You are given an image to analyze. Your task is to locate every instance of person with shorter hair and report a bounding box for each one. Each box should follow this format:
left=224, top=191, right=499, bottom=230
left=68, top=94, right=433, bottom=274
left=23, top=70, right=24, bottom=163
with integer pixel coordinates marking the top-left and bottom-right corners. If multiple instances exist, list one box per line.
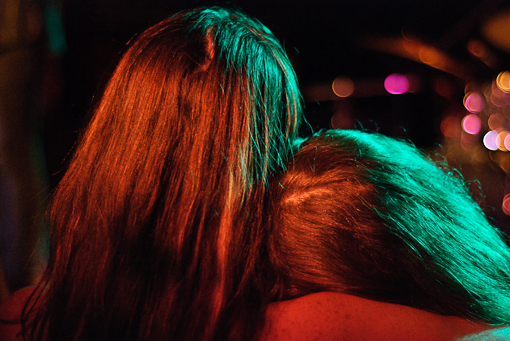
left=262, top=129, right=510, bottom=339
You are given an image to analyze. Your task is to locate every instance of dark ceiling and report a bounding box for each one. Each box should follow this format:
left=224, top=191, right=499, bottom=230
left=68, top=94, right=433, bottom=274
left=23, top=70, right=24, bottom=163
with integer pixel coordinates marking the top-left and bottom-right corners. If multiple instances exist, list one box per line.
left=60, top=0, right=510, bottom=136
left=63, top=0, right=510, bottom=80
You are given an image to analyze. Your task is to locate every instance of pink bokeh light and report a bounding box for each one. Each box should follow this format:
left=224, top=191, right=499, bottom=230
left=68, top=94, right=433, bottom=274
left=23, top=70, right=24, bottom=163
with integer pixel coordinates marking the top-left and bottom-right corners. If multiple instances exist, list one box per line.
left=463, top=92, right=484, bottom=113
left=461, top=114, right=481, bottom=135
left=384, top=74, right=409, bottom=95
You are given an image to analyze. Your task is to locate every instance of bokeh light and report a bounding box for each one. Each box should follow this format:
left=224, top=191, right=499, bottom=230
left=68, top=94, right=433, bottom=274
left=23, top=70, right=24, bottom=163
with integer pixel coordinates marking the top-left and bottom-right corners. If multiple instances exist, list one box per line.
left=483, top=84, right=493, bottom=102
left=332, top=77, right=354, bottom=97
left=490, top=84, right=508, bottom=107
left=418, top=46, right=445, bottom=70
left=467, top=39, right=486, bottom=58
left=463, top=92, right=484, bottom=113
left=440, top=116, right=461, bottom=138
left=488, top=113, right=505, bottom=131
left=502, top=194, right=510, bottom=216
left=504, top=134, right=510, bottom=150
left=496, top=71, right=510, bottom=93
left=500, top=130, right=510, bottom=151
left=483, top=130, right=501, bottom=150
left=384, top=74, right=409, bottom=94
left=461, top=114, right=481, bottom=135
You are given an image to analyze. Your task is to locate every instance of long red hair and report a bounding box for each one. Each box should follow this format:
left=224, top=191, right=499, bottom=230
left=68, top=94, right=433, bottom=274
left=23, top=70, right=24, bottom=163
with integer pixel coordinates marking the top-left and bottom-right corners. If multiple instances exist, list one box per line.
left=25, top=7, right=302, bottom=340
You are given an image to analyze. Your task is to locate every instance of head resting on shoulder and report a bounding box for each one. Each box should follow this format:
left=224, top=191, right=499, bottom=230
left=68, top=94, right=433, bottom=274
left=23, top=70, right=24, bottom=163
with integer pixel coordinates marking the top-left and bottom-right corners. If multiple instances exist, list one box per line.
left=267, top=129, right=510, bottom=324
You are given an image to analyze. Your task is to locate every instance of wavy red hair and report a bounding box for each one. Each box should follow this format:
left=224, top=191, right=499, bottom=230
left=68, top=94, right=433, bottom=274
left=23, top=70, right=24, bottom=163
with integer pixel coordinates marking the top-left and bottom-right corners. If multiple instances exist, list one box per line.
left=24, top=7, right=302, bottom=340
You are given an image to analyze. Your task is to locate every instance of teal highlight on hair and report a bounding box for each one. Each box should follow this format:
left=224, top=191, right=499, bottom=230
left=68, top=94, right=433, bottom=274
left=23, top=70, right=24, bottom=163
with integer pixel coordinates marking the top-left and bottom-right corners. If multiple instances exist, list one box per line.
left=323, top=129, right=510, bottom=324
left=182, top=7, right=303, bottom=186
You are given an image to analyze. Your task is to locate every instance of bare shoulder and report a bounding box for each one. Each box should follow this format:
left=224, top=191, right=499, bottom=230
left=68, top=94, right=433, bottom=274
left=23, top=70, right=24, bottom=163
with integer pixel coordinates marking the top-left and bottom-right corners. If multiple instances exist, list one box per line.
left=261, top=292, right=497, bottom=341
left=0, top=286, right=37, bottom=341
left=0, top=287, right=36, bottom=319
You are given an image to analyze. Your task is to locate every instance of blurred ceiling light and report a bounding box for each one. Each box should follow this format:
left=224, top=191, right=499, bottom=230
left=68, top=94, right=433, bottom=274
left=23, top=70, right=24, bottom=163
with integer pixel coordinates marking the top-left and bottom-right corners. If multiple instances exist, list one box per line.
left=500, top=130, right=510, bottom=151
left=467, top=39, right=487, bottom=58
left=332, top=77, right=354, bottom=97
left=358, top=35, right=468, bottom=79
left=483, top=130, right=500, bottom=150
left=505, top=134, right=510, bottom=151
left=463, top=92, right=484, bottom=113
left=419, top=46, right=446, bottom=70
left=496, top=71, right=510, bottom=93
left=490, top=84, right=509, bottom=107
left=482, top=7, right=510, bottom=55
left=488, top=113, right=505, bottom=131
left=462, top=114, right=481, bottom=135
left=303, top=78, right=388, bottom=102
left=467, top=39, right=497, bottom=68
left=503, top=194, right=510, bottom=216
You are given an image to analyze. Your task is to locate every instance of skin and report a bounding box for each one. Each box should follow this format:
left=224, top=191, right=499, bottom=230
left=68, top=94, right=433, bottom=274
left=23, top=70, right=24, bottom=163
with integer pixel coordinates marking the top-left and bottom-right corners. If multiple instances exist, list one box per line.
left=0, top=287, right=35, bottom=340
left=262, top=292, right=500, bottom=341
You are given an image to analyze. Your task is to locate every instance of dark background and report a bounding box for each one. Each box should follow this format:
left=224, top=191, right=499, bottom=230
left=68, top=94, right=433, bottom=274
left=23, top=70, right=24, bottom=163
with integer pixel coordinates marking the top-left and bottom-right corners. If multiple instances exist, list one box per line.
left=45, top=0, right=510, bottom=231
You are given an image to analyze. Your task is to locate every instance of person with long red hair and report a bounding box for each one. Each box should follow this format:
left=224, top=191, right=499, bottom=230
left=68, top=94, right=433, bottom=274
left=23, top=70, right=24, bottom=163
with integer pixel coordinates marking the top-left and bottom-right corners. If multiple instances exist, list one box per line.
left=0, top=7, right=302, bottom=340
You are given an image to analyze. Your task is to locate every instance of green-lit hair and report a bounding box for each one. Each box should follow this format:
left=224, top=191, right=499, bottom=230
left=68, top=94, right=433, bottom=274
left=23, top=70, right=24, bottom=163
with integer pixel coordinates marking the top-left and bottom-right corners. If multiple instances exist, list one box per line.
left=267, top=129, right=510, bottom=324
